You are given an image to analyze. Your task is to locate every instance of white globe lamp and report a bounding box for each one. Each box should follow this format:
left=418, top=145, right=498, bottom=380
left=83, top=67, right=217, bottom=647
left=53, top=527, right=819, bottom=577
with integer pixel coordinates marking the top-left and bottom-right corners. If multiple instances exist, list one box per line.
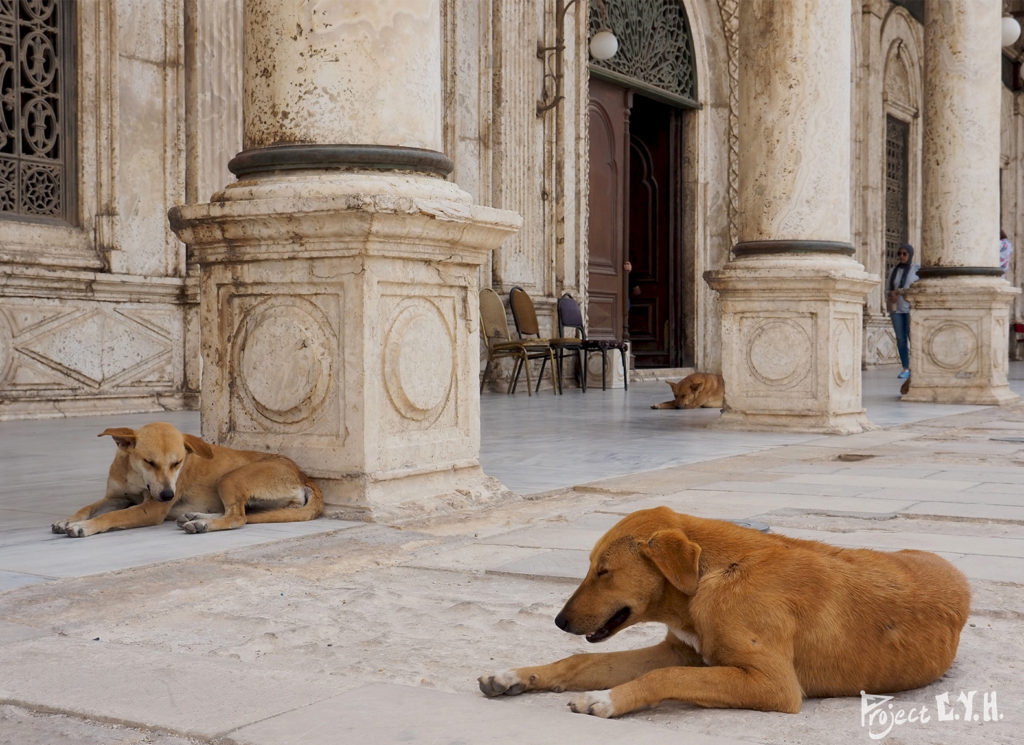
left=1002, top=16, right=1021, bottom=48
left=589, top=29, right=619, bottom=61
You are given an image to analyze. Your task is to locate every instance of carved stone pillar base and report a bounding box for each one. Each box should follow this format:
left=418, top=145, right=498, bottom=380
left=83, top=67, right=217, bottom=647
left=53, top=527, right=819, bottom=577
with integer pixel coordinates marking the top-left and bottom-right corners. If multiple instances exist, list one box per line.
left=169, top=171, right=521, bottom=522
left=705, top=252, right=876, bottom=434
left=902, top=277, right=1020, bottom=405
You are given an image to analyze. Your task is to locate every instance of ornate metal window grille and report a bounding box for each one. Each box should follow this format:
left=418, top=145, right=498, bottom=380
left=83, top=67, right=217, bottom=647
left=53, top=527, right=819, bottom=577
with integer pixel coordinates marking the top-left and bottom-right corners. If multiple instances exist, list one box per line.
left=588, top=0, right=698, bottom=108
left=0, top=0, right=75, bottom=222
left=884, top=115, right=909, bottom=281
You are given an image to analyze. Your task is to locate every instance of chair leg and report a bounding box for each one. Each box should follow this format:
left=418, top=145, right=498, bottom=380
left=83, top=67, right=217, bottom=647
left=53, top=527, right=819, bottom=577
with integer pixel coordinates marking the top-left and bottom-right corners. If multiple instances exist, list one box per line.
left=509, top=357, right=521, bottom=395
left=548, top=349, right=558, bottom=394
left=581, top=350, right=588, bottom=393
left=481, top=355, right=492, bottom=393
left=512, top=355, right=533, bottom=396
left=536, top=356, right=547, bottom=394
left=601, top=350, right=608, bottom=391
left=620, top=347, right=628, bottom=391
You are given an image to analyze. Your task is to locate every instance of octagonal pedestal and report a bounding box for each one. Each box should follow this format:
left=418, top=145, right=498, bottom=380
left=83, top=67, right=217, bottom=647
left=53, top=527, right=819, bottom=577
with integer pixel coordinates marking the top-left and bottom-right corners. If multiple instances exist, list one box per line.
left=170, top=172, right=521, bottom=521
left=902, top=277, right=1020, bottom=405
left=706, top=254, right=876, bottom=434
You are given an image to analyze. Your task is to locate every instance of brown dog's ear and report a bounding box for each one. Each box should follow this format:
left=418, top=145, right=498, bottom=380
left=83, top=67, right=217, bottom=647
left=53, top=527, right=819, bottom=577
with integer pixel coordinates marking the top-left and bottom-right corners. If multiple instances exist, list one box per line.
left=183, top=433, right=214, bottom=459
left=98, top=427, right=137, bottom=450
left=643, top=529, right=702, bottom=595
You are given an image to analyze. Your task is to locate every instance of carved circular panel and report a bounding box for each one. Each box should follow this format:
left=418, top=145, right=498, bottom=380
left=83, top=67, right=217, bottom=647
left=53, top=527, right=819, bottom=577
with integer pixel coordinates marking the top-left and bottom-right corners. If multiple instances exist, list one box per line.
left=234, top=297, right=335, bottom=425
left=832, top=321, right=855, bottom=386
left=925, top=321, right=976, bottom=371
left=747, top=319, right=811, bottom=388
left=383, top=300, right=454, bottom=422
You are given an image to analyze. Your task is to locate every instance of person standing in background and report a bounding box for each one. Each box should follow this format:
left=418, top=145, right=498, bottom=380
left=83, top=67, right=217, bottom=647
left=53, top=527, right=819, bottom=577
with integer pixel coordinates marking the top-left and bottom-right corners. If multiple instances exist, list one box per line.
left=887, top=243, right=919, bottom=380
left=1000, top=230, right=1014, bottom=278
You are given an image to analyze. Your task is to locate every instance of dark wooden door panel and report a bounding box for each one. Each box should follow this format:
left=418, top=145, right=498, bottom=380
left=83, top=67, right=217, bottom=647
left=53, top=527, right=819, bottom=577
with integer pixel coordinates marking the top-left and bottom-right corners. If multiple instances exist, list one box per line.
left=627, top=94, right=681, bottom=367
left=587, top=78, right=631, bottom=340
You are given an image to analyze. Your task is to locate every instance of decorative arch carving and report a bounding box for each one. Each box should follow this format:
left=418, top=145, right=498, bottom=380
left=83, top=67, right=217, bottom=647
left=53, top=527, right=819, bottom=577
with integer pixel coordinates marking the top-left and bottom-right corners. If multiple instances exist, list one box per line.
left=589, top=0, right=698, bottom=106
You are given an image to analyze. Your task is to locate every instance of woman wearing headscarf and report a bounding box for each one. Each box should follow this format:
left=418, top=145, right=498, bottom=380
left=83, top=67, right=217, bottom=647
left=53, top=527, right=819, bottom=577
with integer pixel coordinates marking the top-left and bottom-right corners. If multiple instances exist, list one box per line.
left=1000, top=230, right=1014, bottom=278
left=887, top=243, right=919, bottom=380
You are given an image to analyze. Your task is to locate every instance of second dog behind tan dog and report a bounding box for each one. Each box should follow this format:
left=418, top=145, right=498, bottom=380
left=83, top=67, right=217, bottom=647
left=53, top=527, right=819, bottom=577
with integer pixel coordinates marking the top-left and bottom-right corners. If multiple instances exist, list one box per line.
left=651, top=372, right=725, bottom=410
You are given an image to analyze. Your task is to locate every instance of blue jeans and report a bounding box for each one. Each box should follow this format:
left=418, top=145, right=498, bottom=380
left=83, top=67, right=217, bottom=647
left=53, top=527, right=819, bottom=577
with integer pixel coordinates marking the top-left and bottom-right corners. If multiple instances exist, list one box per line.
left=891, top=312, right=910, bottom=369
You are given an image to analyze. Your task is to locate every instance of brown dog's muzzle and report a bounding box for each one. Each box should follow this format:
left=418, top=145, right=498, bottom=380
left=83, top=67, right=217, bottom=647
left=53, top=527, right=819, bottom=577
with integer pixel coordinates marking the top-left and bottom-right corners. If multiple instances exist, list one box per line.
left=555, top=605, right=631, bottom=643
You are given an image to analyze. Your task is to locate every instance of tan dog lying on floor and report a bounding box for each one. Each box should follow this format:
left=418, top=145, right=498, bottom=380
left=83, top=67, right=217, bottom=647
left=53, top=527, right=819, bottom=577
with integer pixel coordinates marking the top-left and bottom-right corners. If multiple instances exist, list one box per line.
left=479, top=507, right=970, bottom=718
left=651, top=372, right=724, bottom=409
left=52, top=422, right=323, bottom=537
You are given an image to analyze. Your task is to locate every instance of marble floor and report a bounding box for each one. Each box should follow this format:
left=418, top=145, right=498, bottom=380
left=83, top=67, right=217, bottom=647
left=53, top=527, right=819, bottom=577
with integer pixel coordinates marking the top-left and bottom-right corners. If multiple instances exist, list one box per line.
left=1, top=364, right=1021, bottom=589
left=479, top=365, right=1016, bottom=493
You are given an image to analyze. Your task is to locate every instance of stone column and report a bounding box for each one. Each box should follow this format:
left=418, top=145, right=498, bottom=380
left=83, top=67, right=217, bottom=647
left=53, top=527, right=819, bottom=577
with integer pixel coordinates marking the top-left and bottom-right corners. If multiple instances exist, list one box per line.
left=902, top=1, right=1019, bottom=404
left=704, top=0, right=876, bottom=434
left=169, top=1, right=521, bottom=521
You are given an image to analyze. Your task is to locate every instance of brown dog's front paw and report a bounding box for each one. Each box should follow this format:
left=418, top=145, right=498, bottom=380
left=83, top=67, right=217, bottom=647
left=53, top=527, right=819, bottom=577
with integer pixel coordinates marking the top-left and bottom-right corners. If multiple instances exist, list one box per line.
left=175, top=512, right=200, bottom=528
left=568, top=691, right=616, bottom=718
left=180, top=519, right=208, bottom=534
left=478, top=670, right=526, bottom=697
left=63, top=522, right=90, bottom=538
left=51, top=521, right=69, bottom=534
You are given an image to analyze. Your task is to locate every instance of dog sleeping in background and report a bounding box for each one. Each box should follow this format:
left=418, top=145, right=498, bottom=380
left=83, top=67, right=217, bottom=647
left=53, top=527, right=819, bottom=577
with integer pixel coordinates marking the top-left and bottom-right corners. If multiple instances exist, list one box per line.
left=479, top=507, right=970, bottom=718
left=52, top=422, right=323, bottom=537
left=651, top=372, right=725, bottom=410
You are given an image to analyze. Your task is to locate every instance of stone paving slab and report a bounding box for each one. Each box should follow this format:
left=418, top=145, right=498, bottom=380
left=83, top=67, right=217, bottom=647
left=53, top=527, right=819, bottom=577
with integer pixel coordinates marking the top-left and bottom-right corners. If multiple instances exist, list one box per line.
left=488, top=547, right=589, bottom=581
left=630, top=491, right=915, bottom=518
left=230, top=682, right=753, bottom=745
left=485, top=523, right=614, bottom=551
left=949, top=554, right=1024, bottom=583
left=0, top=519, right=360, bottom=589
left=781, top=473, right=980, bottom=492
left=406, top=541, right=545, bottom=573
left=904, top=501, right=1024, bottom=521
left=0, top=636, right=353, bottom=740
left=774, top=527, right=1024, bottom=559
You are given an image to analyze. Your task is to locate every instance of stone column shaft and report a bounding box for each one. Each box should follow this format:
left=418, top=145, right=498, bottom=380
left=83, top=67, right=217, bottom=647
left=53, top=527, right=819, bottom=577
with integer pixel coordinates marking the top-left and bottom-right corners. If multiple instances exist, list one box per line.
left=921, top=1, right=999, bottom=268
left=244, top=0, right=441, bottom=150
left=738, top=0, right=850, bottom=243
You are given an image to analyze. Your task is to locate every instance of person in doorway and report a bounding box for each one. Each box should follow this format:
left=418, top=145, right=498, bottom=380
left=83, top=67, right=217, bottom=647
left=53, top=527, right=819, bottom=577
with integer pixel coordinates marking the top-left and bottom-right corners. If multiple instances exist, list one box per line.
left=1000, top=230, right=1014, bottom=278
left=887, top=243, right=919, bottom=380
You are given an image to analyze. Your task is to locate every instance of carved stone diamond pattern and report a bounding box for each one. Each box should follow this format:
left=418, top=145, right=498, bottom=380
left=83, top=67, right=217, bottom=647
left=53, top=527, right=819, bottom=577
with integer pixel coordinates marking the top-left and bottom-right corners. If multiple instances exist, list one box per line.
left=17, top=308, right=172, bottom=388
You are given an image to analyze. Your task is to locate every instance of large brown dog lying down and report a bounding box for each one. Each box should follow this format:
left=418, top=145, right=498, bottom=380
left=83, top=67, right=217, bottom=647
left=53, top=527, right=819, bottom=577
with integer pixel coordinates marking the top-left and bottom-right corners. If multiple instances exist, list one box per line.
left=479, top=507, right=970, bottom=718
left=651, top=372, right=724, bottom=409
left=52, top=422, right=323, bottom=537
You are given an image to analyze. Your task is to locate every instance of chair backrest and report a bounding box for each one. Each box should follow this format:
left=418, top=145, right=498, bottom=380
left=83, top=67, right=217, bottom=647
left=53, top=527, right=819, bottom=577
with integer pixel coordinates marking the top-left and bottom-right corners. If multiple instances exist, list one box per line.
left=479, top=288, right=512, bottom=345
left=509, top=286, right=543, bottom=339
left=557, top=293, right=585, bottom=340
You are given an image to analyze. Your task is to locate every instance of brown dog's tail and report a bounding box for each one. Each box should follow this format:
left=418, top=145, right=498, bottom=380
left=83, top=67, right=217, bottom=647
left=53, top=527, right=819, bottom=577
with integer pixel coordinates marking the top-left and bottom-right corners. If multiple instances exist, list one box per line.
left=301, top=477, right=325, bottom=519
left=244, top=474, right=325, bottom=524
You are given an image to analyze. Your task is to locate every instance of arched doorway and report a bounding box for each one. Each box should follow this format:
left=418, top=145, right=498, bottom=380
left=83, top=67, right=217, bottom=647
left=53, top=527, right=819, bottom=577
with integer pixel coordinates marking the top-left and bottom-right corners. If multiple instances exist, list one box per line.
left=586, top=0, right=698, bottom=369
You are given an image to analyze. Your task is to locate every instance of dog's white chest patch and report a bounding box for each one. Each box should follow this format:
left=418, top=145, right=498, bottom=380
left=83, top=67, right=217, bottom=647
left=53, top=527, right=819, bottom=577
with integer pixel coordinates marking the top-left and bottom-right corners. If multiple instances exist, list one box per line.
left=670, top=627, right=701, bottom=654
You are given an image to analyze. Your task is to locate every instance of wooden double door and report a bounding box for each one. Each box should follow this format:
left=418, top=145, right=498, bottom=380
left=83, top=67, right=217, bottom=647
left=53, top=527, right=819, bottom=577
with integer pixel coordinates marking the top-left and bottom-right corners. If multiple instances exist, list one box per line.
left=587, top=77, right=688, bottom=368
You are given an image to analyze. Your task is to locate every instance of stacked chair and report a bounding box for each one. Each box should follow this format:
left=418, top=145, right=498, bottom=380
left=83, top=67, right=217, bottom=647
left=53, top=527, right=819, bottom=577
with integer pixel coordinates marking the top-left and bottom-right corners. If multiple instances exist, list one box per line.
left=479, top=288, right=557, bottom=395
left=556, top=293, right=628, bottom=391
left=508, top=286, right=580, bottom=394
